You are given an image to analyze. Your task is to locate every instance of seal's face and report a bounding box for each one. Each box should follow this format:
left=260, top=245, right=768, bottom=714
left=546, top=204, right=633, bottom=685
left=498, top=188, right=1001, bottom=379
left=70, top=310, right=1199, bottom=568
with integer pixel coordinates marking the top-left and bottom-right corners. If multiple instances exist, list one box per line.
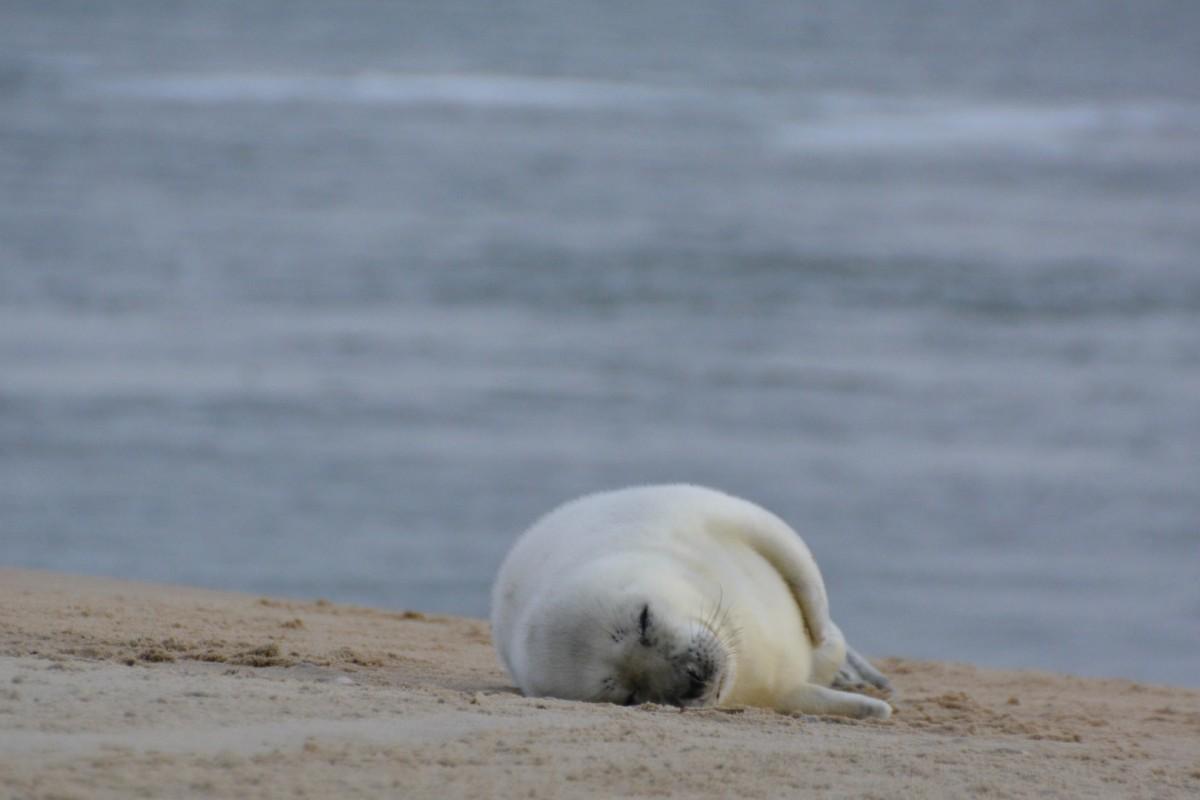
left=512, top=564, right=738, bottom=708
left=592, top=600, right=732, bottom=708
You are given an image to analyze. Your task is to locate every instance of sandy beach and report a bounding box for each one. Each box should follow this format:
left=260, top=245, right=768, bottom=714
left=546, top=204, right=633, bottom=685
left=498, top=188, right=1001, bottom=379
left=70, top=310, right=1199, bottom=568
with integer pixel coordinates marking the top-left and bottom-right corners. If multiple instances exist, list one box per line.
left=1, top=568, right=1197, bottom=799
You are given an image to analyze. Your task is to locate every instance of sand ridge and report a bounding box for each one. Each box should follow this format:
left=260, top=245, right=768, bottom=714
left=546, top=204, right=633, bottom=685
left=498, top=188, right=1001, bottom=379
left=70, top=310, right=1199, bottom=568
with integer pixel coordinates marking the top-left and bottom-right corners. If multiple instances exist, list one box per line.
left=1, top=568, right=1198, bottom=798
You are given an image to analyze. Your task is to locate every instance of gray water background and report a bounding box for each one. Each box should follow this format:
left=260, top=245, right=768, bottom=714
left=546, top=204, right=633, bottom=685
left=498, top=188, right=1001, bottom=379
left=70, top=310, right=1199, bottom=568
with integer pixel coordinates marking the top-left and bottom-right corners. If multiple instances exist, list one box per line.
left=2, top=1, right=1198, bottom=686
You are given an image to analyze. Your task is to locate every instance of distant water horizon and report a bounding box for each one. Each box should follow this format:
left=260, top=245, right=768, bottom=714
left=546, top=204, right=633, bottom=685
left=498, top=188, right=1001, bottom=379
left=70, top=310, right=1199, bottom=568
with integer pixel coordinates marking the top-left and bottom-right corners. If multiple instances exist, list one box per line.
left=2, top=1, right=1198, bottom=687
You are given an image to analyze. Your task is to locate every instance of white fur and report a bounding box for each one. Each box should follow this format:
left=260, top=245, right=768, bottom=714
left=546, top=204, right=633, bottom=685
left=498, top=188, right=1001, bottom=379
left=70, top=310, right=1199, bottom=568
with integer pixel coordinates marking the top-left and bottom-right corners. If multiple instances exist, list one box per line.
left=491, top=485, right=891, bottom=719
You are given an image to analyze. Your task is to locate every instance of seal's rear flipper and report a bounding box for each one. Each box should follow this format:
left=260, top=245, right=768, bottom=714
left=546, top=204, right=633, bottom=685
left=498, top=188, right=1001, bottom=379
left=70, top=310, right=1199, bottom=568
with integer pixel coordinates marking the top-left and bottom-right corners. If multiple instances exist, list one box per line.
left=833, top=645, right=892, bottom=695
left=779, top=683, right=892, bottom=719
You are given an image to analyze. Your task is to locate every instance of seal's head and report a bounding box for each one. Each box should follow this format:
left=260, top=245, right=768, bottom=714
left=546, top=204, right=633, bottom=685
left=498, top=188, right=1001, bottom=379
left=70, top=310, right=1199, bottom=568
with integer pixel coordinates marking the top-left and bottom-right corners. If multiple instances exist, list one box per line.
left=513, top=563, right=737, bottom=708
left=590, top=597, right=734, bottom=707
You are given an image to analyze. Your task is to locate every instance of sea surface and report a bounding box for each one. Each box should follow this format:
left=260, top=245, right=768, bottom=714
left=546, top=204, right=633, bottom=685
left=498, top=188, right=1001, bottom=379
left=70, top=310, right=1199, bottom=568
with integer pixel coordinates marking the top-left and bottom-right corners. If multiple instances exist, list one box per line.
left=2, top=1, right=1198, bottom=686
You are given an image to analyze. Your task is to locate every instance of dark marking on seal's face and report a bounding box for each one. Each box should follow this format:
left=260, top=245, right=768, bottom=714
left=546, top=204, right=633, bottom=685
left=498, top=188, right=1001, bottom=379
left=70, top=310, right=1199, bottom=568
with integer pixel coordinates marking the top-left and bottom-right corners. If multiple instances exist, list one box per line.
left=638, top=604, right=652, bottom=646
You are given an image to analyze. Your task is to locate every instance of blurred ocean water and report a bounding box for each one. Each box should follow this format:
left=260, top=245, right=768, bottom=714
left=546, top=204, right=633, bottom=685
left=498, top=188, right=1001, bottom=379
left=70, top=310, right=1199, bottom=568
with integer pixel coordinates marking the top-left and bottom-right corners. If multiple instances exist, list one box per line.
left=1, top=1, right=1198, bottom=685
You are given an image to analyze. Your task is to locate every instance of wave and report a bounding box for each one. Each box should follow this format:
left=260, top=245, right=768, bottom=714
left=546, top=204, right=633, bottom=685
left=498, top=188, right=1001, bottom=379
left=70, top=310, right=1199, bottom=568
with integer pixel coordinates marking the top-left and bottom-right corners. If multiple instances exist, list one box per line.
left=79, top=70, right=1200, bottom=161
left=90, top=71, right=708, bottom=112
left=773, top=96, right=1200, bottom=158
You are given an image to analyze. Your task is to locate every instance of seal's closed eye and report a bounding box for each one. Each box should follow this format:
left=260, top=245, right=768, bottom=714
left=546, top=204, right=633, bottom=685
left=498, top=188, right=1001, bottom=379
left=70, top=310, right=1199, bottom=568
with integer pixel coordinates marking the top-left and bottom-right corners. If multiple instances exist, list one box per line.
left=638, top=604, right=651, bottom=646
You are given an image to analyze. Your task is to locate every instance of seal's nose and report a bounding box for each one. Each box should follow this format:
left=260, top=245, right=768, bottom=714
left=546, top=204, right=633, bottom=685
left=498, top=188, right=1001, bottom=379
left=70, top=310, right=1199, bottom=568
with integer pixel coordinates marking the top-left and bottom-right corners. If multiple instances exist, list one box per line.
left=680, top=666, right=708, bottom=701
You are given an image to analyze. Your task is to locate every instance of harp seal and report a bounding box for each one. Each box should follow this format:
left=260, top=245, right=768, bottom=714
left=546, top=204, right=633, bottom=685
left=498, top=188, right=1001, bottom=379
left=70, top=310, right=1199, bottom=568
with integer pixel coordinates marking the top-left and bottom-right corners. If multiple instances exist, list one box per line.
left=491, top=485, right=891, bottom=719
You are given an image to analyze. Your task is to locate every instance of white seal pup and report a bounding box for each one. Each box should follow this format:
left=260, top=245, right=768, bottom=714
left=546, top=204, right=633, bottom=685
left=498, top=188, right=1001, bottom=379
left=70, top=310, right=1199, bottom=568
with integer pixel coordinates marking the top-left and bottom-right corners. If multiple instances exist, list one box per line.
left=491, top=484, right=892, bottom=719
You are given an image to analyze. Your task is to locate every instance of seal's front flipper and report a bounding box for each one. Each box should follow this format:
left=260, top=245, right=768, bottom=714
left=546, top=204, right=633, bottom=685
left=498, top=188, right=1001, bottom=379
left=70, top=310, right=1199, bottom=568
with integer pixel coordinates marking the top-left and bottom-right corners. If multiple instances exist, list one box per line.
left=713, top=503, right=831, bottom=647
left=832, top=645, right=892, bottom=694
